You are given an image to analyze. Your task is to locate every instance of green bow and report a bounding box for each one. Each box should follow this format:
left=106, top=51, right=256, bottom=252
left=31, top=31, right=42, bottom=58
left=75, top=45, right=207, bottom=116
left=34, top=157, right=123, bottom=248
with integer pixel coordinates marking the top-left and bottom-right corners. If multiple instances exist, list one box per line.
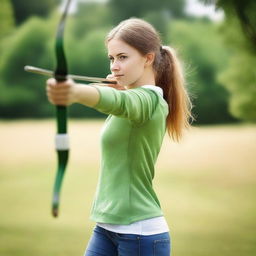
left=52, top=0, right=72, bottom=217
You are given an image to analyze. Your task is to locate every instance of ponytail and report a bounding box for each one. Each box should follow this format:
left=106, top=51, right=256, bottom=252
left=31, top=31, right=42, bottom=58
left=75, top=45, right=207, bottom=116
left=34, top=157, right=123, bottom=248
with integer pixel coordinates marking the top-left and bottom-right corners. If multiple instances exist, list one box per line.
left=156, top=46, right=193, bottom=142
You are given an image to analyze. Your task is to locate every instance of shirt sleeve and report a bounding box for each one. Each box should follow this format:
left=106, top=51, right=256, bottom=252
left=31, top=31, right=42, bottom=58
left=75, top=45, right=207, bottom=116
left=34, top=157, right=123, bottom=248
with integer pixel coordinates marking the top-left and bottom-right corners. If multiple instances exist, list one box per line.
left=92, top=86, right=159, bottom=124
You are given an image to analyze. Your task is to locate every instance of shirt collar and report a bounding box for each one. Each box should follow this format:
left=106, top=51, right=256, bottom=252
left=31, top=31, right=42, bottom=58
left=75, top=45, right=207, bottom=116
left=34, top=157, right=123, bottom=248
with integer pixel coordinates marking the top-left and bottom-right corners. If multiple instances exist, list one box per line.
left=141, top=85, right=163, bottom=97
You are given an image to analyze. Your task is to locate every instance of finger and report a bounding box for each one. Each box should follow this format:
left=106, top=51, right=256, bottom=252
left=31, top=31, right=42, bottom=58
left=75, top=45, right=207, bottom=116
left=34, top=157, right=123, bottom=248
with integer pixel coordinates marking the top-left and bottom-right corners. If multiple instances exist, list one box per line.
left=47, top=78, right=73, bottom=88
left=46, top=89, right=70, bottom=99
left=48, top=84, right=71, bottom=94
left=106, top=74, right=117, bottom=83
left=47, top=95, right=69, bottom=106
left=106, top=74, right=114, bottom=79
left=47, top=78, right=58, bottom=87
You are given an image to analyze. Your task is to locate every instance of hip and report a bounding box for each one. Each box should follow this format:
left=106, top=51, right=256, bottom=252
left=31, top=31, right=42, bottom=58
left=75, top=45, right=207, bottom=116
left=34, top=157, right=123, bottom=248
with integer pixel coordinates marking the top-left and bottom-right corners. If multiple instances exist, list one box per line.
left=85, top=225, right=171, bottom=256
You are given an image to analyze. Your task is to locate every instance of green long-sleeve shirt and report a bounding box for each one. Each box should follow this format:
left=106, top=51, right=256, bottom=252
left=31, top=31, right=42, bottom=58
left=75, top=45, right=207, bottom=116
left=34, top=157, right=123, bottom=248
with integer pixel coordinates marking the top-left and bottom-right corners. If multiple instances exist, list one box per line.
left=90, top=85, right=168, bottom=225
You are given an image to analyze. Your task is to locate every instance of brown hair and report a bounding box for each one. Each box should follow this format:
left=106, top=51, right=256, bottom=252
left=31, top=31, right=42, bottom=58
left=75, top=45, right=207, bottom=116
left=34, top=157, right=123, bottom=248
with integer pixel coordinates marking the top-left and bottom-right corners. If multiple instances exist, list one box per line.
left=106, top=18, right=194, bottom=142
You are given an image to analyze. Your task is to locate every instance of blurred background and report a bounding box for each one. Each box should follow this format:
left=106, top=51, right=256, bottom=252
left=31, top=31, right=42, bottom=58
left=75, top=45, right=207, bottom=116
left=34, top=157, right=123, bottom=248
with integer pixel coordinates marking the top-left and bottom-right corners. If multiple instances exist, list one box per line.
left=0, top=0, right=255, bottom=256
left=0, top=0, right=255, bottom=122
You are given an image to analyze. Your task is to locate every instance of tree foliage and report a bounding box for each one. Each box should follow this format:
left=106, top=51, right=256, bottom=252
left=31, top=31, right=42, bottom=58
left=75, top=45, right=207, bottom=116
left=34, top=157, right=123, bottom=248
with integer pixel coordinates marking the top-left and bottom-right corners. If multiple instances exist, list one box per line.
left=168, top=19, right=237, bottom=124
left=0, top=17, right=54, bottom=117
left=10, top=0, right=58, bottom=25
left=108, top=0, right=186, bottom=24
left=0, top=9, right=110, bottom=118
left=201, top=0, right=256, bottom=122
left=218, top=17, right=256, bottom=121
left=216, top=0, right=256, bottom=52
left=0, top=0, right=15, bottom=39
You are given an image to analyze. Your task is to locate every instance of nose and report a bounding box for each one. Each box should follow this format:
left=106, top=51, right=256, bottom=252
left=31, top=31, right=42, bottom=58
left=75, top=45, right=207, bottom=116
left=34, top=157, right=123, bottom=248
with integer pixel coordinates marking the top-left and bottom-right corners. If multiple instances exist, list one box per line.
left=110, top=60, right=120, bottom=72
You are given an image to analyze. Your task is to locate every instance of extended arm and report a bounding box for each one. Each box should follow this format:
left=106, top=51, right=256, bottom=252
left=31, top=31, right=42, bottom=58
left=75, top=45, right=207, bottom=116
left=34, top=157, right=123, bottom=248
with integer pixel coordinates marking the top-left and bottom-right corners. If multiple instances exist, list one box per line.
left=46, top=78, right=160, bottom=124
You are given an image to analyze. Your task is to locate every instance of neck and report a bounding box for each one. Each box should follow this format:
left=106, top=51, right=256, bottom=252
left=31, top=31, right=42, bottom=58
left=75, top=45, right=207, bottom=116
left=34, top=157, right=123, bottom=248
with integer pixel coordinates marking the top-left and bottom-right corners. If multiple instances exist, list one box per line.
left=126, top=68, right=156, bottom=89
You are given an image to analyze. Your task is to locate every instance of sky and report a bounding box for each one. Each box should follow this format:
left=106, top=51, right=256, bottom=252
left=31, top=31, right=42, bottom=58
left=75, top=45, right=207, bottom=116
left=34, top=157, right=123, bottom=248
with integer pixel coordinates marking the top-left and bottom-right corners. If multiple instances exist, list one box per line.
left=185, top=0, right=224, bottom=21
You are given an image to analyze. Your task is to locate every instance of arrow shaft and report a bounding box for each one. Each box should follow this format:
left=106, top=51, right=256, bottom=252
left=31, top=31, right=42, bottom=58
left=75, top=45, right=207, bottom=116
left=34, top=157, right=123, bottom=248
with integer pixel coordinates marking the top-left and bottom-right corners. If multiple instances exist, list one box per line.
left=24, top=65, right=116, bottom=84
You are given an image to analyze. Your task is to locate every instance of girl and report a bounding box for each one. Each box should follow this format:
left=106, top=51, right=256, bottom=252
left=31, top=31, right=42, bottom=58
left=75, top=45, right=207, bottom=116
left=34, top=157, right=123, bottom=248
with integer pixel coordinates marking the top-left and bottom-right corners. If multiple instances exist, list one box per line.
left=46, top=18, right=193, bottom=256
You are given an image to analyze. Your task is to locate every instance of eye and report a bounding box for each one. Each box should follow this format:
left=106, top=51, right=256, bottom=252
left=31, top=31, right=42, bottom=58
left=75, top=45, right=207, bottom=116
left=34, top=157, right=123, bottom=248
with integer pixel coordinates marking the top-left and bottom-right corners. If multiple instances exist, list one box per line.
left=119, top=55, right=127, bottom=60
left=108, top=56, right=114, bottom=62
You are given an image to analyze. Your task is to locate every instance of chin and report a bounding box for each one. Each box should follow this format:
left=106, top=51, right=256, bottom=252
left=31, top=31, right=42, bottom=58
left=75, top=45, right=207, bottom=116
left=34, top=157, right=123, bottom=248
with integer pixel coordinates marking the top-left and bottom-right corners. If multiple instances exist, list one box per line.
left=118, top=81, right=128, bottom=87
left=123, top=80, right=137, bottom=88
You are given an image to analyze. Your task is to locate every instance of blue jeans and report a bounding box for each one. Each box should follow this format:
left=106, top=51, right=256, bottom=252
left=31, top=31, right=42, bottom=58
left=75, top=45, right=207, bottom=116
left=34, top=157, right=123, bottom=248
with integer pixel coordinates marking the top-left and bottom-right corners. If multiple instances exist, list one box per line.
left=84, top=225, right=171, bottom=256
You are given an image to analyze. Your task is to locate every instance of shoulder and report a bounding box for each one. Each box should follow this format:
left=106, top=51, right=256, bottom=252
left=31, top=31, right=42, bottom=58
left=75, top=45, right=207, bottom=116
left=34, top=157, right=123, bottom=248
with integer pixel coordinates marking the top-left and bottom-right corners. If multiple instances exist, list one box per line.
left=129, top=85, right=165, bottom=105
left=127, top=85, right=163, bottom=99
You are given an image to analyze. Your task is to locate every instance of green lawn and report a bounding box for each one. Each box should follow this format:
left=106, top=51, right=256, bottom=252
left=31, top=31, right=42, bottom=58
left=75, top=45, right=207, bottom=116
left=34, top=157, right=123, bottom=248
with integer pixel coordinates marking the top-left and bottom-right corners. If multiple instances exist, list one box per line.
left=0, top=120, right=256, bottom=256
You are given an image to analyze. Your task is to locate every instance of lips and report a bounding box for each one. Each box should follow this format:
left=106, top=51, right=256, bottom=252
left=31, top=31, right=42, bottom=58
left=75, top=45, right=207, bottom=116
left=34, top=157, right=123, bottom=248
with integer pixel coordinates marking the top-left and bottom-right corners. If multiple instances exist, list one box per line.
left=114, top=74, right=124, bottom=78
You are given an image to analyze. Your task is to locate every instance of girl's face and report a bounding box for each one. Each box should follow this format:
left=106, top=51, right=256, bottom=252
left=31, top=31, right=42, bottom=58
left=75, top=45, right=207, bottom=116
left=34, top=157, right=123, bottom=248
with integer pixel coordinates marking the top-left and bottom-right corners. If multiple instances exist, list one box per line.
left=107, top=39, right=149, bottom=88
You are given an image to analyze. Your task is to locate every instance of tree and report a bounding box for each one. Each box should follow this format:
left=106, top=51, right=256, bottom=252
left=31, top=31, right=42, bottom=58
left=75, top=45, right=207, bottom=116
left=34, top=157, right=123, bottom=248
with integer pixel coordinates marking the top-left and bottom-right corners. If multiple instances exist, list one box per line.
left=201, top=0, right=256, bottom=52
left=0, top=17, right=53, bottom=118
left=0, top=12, right=110, bottom=118
left=10, top=0, right=58, bottom=25
left=201, top=0, right=256, bottom=122
left=108, top=0, right=186, bottom=24
left=71, top=2, right=112, bottom=39
left=168, top=19, right=237, bottom=124
left=0, top=0, right=15, bottom=39
left=218, top=17, right=256, bottom=121
left=218, top=0, right=256, bottom=52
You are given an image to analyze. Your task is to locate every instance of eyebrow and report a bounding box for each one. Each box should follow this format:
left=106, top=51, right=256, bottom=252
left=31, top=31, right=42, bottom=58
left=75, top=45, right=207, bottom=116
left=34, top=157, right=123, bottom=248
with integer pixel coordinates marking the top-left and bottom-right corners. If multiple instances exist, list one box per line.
left=108, top=53, right=127, bottom=57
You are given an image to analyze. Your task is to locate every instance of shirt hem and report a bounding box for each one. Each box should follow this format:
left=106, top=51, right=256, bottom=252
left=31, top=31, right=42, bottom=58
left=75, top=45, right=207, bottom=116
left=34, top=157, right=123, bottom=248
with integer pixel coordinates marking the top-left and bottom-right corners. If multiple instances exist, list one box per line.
left=90, top=211, right=164, bottom=225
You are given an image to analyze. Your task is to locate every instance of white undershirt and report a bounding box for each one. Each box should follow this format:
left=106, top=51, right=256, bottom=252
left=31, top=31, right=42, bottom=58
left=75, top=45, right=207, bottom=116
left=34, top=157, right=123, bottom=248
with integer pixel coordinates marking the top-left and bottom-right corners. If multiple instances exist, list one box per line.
left=97, top=216, right=169, bottom=235
left=142, top=85, right=164, bottom=97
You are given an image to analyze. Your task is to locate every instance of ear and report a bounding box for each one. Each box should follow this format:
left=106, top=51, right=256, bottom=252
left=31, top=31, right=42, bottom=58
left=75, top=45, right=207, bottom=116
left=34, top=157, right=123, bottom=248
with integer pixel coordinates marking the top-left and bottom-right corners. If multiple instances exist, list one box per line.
left=144, top=52, right=155, bottom=67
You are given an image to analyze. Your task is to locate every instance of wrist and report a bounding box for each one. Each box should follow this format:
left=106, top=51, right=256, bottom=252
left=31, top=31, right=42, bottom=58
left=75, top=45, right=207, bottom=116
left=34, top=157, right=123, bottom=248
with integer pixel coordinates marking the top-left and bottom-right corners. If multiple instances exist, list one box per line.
left=72, top=84, right=84, bottom=104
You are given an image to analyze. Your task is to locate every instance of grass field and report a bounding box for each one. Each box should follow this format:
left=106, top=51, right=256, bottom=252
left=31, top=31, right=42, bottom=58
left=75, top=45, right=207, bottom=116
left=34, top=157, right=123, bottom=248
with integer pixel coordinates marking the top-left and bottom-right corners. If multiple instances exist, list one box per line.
left=0, top=120, right=256, bottom=256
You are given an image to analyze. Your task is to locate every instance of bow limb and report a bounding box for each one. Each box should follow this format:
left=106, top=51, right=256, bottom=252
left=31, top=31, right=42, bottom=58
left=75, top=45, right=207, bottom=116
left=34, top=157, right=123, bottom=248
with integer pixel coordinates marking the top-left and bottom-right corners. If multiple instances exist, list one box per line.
left=52, top=0, right=72, bottom=218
